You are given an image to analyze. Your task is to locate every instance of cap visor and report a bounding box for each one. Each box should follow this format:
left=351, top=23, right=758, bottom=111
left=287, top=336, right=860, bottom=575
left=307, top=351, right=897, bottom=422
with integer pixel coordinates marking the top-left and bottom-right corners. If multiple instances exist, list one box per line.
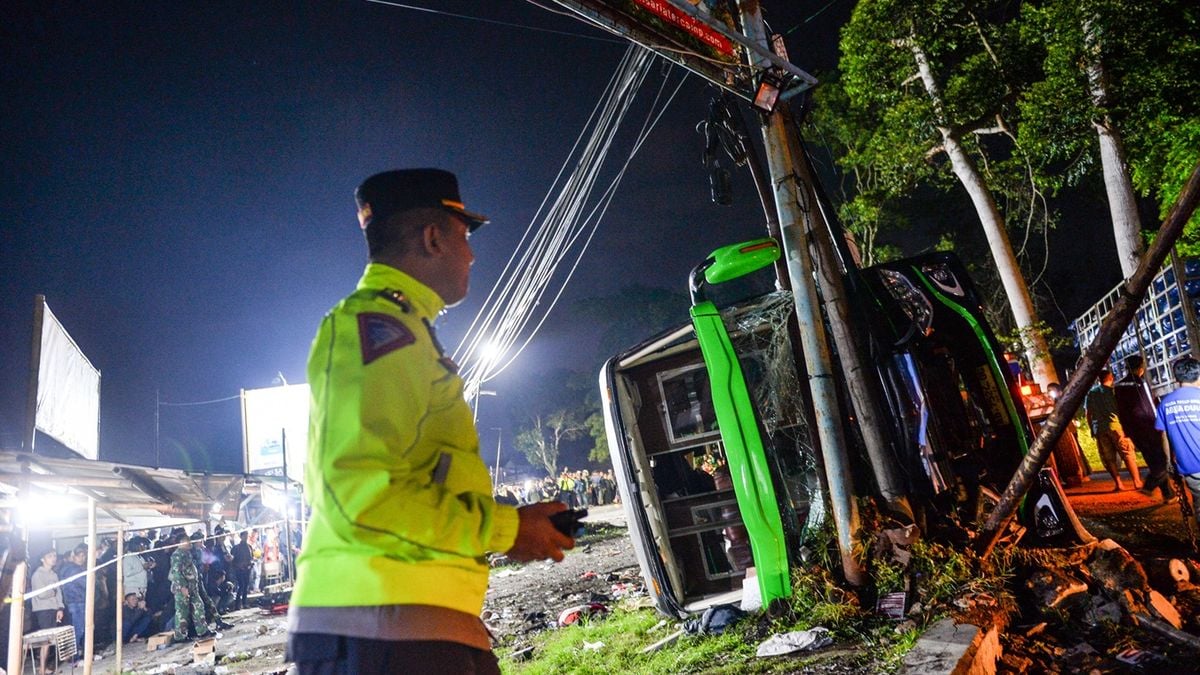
left=446, top=206, right=490, bottom=231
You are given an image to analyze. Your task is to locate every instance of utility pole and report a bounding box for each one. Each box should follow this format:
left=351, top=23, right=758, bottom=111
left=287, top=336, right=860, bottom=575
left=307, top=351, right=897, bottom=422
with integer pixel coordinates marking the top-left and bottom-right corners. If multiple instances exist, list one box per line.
left=782, top=115, right=912, bottom=520
left=738, top=3, right=864, bottom=586
left=492, top=427, right=504, bottom=491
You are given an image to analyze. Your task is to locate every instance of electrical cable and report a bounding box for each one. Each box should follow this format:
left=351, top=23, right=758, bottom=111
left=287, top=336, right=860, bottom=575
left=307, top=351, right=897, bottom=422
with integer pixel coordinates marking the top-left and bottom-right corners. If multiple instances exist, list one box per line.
left=365, top=0, right=623, bottom=42
left=452, top=45, right=687, bottom=400
left=157, top=394, right=241, bottom=407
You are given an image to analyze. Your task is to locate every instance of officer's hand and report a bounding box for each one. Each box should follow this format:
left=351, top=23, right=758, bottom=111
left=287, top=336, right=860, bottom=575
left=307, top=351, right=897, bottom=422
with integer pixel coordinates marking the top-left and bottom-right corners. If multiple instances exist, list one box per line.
left=182, top=587, right=190, bottom=598
left=506, top=501, right=574, bottom=563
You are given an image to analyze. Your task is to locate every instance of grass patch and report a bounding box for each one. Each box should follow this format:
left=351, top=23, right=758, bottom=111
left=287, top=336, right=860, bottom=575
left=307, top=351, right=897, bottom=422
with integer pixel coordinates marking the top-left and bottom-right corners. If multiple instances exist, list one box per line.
left=501, top=515, right=1014, bottom=674
left=1077, top=422, right=1102, bottom=475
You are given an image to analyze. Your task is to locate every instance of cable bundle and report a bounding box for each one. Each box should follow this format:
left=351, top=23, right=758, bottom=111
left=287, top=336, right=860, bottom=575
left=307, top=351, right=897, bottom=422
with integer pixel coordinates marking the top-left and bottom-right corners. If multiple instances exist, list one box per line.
left=453, top=44, right=687, bottom=405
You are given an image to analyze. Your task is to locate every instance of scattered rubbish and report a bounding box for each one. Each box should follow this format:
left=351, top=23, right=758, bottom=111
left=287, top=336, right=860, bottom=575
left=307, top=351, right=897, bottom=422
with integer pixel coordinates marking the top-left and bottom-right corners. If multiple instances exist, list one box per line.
left=1115, top=647, right=1155, bottom=666
left=495, top=568, right=522, bottom=577
left=1148, top=589, right=1184, bottom=629
left=683, top=604, right=746, bottom=635
left=876, top=591, right=907, bottom=620
left=1080, top=594, right=1122, bottom=626
left=579, top=571, right=597, bottom=580
left=642, top=629, right=684, bottom=654
left=999, top=653, right=1033, bottom=671
left=1026, top=567, right=1088, bottom=609
left=740, top=571, right=762, bottom=612
left=582, top=640, right=604, bottom=650
left=875, top=525, right=920, bottom=566
left=755, top=627, right=833, bottom=657
left=646, top=619, right=669, bottom=634
left=611, top=582, right=640, bottom=598
left=557, top=603, right=608, bottom=626
left=510, top=646, right=535, bottom=662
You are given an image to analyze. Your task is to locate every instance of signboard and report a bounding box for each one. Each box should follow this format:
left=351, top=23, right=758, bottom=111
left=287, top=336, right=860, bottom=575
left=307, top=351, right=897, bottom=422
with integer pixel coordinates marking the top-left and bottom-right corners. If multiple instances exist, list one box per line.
left=551, top=0, right=752, bottom=97
left=32, top=298, right=101, bottom=460
left=241, top=384, right=309, bottom=482
left=549, top=0, right=816, bottom=102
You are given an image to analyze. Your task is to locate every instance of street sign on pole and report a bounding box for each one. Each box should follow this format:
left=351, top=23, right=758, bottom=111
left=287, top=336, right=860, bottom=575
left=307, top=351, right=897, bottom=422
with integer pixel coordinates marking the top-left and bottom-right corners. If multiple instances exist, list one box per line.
left=549, top=0, right=815, bottom=102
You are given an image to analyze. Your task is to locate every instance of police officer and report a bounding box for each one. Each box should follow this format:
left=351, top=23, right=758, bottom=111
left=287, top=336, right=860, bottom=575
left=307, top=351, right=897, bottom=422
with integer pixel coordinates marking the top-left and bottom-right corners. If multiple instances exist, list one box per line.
left=287, top=168, right=573, bottom=674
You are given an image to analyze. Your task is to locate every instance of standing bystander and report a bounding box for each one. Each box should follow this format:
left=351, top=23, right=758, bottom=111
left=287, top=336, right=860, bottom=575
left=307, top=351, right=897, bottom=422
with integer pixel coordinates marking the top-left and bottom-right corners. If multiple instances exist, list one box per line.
left=1086, top=369, right=1143, bottom=491
left=230, top=531, right=253, bottom=610
left=59, top=545, right=88, bottom=656
left=1156, top=357, right=1200, bottom=523
left=1116, top=355, right=1175, bottom=499
left=29, top=549, right=64, bottom=675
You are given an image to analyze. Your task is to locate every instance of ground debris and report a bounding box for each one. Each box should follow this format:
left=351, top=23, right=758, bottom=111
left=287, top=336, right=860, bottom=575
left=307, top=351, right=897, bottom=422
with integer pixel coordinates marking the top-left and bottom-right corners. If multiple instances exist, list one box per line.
left=1025, top=566, right=1089, bottom=609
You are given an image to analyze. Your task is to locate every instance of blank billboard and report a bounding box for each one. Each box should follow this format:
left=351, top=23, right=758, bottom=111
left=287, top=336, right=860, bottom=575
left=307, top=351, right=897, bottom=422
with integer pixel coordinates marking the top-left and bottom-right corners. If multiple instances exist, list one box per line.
left=242, top=384, right=309, bottom=481
left=34, top=300, right=101, bottom=460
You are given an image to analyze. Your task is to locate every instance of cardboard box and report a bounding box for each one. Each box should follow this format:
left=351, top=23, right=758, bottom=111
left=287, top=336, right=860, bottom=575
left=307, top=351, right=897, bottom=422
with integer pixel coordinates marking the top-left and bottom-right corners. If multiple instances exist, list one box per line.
left=146, top=632, right=173, bottom=651
left=193, top=637, right=217, bottom=665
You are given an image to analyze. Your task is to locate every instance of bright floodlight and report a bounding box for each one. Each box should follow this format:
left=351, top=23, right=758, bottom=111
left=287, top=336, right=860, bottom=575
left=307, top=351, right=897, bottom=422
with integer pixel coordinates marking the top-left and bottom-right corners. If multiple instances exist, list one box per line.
left=479, top=341, right=504, bottom=369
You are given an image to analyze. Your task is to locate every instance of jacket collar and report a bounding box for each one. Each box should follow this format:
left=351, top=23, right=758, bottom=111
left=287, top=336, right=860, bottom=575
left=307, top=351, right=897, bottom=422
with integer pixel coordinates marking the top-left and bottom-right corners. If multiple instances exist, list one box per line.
left=357, top=263, right=446, bottom=319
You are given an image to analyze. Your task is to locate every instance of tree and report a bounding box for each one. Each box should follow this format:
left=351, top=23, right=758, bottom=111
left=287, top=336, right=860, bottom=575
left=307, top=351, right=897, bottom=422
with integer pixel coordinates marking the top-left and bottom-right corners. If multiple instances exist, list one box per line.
left=835, top=0, right=1057, bottom=384
left=1017, top=0, right=1200, bottom=277
left=513, top=409, right=584, bottom=478
left=585, top=411, right=609, bottom=463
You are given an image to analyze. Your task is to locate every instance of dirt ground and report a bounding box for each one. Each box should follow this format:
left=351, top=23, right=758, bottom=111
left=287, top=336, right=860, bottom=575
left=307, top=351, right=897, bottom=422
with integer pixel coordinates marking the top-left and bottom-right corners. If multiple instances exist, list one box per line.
left=54, top=479, right=1200, bottom=674
left=73, top=504, right=635, bottom=675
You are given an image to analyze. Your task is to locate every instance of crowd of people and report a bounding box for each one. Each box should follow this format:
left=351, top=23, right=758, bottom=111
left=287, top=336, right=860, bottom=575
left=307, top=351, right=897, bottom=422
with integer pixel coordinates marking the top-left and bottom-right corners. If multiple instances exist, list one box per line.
left=493, top=468, right=619, bottom=508
left=24, top=522, right=301, bottom=670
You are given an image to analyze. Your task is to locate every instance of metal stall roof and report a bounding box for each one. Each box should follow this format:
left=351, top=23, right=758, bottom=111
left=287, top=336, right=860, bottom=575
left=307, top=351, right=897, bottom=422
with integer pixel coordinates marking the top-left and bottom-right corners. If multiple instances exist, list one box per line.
left=0, top=451, right=244, bottom=538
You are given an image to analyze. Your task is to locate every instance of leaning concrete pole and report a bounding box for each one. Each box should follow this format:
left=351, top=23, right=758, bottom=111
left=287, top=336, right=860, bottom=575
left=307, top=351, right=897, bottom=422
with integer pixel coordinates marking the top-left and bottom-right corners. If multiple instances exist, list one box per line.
left=781, top=114, right=912, bottom=520
left=738, top=3, right=864, bottom=585
left=978, top=158, right=1200, bottom=557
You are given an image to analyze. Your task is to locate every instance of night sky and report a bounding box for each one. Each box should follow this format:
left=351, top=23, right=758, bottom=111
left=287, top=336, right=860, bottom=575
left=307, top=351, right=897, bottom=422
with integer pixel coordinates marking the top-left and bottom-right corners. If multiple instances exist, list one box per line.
left=0, top=1, right=1119, bottom=474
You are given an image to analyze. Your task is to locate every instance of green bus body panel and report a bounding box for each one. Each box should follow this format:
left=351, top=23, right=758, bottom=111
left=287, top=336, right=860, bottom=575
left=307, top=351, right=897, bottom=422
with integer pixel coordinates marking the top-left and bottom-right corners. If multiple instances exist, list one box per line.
left=689, top=300, right=791, bottom=606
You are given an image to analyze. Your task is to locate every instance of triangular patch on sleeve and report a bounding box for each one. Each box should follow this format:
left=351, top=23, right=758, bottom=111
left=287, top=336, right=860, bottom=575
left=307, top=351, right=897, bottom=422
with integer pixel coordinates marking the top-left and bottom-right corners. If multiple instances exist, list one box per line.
left=358, top=313, right=416, bottom=365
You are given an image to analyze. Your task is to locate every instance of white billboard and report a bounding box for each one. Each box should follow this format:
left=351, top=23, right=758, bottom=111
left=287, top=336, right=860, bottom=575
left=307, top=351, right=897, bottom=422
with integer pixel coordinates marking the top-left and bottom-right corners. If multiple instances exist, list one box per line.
left=241, top=384, right=308, bottom=481
left=34, top=300, right=101, bottom=460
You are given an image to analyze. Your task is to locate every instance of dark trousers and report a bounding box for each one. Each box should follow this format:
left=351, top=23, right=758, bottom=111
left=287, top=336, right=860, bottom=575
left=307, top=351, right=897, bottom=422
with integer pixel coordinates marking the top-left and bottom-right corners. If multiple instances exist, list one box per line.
left=123, top=613, right=153, bottom=643
left=234, top=568, right=251, bottom=608
left=1131, top=426, right=1175, bottom=497
left=66, top=602, right=85, bottom=652
left=287, top=633, right=500, bottom=675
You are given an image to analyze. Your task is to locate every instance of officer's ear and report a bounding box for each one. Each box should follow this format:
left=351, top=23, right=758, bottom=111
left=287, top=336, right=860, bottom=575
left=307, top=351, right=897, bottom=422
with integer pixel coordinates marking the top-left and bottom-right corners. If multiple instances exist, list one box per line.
left=419, top=219, right=448, bottom=258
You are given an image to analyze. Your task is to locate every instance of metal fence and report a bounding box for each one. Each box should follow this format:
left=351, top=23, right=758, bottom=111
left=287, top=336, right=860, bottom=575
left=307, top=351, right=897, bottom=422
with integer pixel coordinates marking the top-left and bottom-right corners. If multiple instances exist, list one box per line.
left=1069, top=259, right=1200, bottom=396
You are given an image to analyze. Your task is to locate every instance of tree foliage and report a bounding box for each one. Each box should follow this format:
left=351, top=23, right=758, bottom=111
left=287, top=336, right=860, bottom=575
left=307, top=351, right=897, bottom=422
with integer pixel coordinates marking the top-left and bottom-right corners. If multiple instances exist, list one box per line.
left=827, top=0, right=1060, bottom=382
left=513, top=409, right=584, bottom=478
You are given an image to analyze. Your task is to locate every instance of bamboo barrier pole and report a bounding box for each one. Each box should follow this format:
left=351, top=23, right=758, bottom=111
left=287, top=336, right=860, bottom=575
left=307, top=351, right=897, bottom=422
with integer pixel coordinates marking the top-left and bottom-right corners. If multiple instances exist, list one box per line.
left=7, top=561, right=27, bottom=675
left=114, top=528, right=123, bottom=674
left=84, top=497, right=96, bottom=675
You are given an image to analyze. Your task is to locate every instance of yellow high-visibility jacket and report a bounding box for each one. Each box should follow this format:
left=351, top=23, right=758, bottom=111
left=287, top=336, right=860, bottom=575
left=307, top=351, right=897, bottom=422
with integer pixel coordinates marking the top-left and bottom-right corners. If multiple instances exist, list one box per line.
left=291, top=263, right=519, bottom=614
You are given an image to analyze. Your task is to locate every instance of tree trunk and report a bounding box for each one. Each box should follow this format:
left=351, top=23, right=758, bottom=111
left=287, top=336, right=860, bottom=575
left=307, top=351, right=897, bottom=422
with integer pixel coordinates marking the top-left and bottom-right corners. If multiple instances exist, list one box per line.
left=911, top=42, right=1057, bottom=385
left=1085, top=18, right=1144, bottom=279
left=978, top=157, right=1200, bottom=556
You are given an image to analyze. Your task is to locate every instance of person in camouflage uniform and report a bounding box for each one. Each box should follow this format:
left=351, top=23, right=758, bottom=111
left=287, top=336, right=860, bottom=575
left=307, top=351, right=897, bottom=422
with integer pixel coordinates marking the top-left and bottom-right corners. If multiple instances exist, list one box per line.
left=170, top=532, right=212, bottom=642
left=188, top=531, right=225, bottom=626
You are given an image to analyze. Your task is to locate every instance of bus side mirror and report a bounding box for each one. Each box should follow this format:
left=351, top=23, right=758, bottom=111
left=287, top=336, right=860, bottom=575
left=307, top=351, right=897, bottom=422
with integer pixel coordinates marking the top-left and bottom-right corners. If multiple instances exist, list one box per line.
left=704, top=238, right=781, bottom=285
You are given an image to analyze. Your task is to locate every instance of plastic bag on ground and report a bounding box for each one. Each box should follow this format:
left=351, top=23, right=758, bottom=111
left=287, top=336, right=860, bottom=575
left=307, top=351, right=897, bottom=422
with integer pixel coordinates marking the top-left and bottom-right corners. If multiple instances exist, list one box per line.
left=756, top=627, right=833, bottom=657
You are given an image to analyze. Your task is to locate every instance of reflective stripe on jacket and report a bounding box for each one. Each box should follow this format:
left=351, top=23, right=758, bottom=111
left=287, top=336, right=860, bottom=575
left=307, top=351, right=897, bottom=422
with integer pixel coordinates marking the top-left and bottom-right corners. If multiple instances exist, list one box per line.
left=291, top=264, right=518, bottom=614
